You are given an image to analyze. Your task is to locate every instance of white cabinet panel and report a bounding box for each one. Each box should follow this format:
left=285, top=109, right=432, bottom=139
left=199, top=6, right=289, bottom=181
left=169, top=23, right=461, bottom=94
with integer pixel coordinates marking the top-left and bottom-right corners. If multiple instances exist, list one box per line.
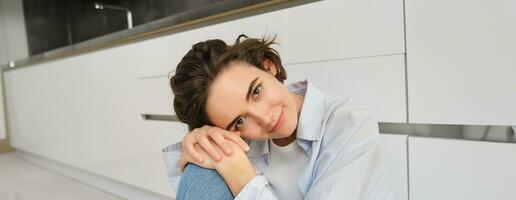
left=379, top=134, right=408, bottom=200
left=406, top=0, right=516, bottom=125
left=284, top=55, right=406, bottom=123
left=137, top=8, right=289, bottom=78
left=137, top=76, right=174, bottom=116
left=409, top=137, right=516, bottom=200
left=134, top=37, right=175, bottom=78
left=4, top=45, right=143, bottom=188
left=285, top=0, right=405, bottom=64
left=138, top=120, right=188, bottom=197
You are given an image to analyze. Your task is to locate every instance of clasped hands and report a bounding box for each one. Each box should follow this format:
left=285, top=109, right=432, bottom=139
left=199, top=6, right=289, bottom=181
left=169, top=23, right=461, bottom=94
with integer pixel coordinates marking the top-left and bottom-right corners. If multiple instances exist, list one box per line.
left=179, top=125, right=252, bottom=172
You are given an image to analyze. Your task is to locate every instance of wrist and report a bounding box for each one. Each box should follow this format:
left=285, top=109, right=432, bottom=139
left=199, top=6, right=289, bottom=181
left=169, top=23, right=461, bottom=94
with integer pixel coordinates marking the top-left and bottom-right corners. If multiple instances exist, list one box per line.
left=216, top=159, right=256, bottom=196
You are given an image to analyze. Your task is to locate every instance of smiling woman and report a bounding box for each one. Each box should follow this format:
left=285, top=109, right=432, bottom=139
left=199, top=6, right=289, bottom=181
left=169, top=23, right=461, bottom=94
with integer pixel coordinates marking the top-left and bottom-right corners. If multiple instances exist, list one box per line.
left=162, top=35, right=395, bottom=200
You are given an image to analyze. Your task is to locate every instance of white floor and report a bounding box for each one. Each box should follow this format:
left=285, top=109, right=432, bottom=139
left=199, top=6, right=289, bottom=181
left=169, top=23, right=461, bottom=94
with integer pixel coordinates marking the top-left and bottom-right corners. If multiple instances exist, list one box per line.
left=0, top=151, right=123, bottom=200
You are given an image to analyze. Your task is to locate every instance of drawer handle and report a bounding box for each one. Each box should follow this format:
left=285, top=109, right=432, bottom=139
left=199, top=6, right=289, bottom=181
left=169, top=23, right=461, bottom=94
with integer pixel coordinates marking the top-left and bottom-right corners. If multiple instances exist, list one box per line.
left=141, top=114, right=179, bottom=122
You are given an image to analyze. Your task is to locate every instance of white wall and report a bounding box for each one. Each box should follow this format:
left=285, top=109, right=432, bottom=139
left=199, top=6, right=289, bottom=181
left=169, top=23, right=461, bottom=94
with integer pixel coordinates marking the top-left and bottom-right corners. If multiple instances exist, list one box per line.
left=0, top=0, right=29, bottom=62
left=0, top=0, right=28, bottom=140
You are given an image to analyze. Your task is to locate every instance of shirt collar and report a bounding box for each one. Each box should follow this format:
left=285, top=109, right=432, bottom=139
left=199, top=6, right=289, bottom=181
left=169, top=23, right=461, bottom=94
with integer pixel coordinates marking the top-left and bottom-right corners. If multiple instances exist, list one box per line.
left=247, top=79, right=327, bottom=158
left=291, top=79, right=327, bottom=141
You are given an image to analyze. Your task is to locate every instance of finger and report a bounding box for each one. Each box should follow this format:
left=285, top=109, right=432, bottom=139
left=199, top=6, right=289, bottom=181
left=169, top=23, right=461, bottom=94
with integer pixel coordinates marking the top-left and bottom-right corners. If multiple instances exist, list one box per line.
left=225, top=132, right=250, bottom=152
left=184, top=139, right=204, bottom=163
left=179, top=155, right=187, bottom=172
left=209, top=131, right=233, bottom=155
left=198, top=136, right=222, bottom=161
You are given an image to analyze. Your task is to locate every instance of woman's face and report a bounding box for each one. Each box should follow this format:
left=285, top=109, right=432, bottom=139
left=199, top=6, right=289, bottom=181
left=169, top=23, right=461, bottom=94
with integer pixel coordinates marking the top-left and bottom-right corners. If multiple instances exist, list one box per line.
left=205, top=60, right=303, bottom=141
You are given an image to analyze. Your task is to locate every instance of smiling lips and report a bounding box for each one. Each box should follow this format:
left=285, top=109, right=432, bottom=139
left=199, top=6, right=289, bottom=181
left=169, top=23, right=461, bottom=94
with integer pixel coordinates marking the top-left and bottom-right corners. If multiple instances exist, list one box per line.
left=270, top=108, right=284, bottom=133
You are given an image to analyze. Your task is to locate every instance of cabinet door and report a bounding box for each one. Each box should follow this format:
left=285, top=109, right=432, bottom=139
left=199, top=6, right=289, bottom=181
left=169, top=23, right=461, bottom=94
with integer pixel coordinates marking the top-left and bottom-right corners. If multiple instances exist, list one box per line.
left=137, top=76, right=174, bottom=116
left=285, top=0, right=405, bottom=64
left=379, top=134, right=408, bottom=200
left=138, top=120, right=188, bottom=197
left=409, top=137, right=516, bottom=200
left=136, top=7, right=289, bottom=79
left=4, top=44, right=143, bottom=188
left=284, top=55, right=406, bottom=123
left=406, top=0, right=516, bottom=125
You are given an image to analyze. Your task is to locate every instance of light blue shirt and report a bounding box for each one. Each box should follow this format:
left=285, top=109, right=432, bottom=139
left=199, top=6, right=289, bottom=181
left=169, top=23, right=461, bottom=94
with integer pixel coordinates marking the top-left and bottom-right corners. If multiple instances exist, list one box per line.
left=162, top=79, right=394, bottom=199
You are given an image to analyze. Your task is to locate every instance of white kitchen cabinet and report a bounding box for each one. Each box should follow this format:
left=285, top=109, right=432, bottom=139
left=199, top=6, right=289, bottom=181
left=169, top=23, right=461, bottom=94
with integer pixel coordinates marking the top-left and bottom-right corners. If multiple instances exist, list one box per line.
left=379, top=133, right=408, bottom=200
left=3, top=44, right=143, bottom=188
left=285, top=0, right=405, bottom=64
left=409, top=136, right=516, bottom=200
left=284, top=54, right=406, bottom=123
left=137, top=76, right=174, bottom=116
left=406, top=0, right=516, bottom=125
left=138, top=119, right=188, bottom=197
left=135, top=6, right=289, bottom=79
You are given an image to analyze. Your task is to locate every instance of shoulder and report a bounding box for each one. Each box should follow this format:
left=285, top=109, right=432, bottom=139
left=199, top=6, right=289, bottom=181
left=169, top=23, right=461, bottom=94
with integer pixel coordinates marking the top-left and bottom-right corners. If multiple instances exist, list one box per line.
left=321, top=97, right=379, bottom=150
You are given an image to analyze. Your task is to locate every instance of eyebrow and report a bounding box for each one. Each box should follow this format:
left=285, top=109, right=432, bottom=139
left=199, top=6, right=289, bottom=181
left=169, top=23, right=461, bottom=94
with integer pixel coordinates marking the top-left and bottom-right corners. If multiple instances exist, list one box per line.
left=225, top=76, right=259, bottom=130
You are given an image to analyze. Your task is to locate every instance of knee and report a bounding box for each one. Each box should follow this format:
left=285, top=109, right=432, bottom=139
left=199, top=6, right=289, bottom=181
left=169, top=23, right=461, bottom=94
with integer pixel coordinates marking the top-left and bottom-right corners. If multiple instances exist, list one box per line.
left=176, top=164, right=233, bottom=200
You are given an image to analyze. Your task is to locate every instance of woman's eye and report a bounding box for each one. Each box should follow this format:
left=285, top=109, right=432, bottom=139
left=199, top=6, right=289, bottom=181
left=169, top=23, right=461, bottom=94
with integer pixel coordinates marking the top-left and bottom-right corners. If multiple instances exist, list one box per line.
left=235, top=117, right=245, bottom=130
left=252, top=85, right=261, bottom=97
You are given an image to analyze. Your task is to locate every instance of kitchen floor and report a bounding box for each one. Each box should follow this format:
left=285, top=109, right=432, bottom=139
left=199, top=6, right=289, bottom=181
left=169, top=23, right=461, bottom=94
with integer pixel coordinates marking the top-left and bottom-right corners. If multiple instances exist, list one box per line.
left=0, top=152, right=123, bottom=200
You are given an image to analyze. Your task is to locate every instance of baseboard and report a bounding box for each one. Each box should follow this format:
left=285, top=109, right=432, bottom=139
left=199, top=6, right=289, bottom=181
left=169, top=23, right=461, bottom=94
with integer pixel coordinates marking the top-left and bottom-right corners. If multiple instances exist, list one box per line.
left=13, top=150, right=173, bottom=200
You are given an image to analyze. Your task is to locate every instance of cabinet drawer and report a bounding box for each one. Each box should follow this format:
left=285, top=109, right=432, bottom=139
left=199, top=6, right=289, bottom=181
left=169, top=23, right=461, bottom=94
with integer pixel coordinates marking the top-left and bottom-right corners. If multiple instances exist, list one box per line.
left=137, top=77, right=175, bottom=116
left=409, top=137, right=516, bottom=200
left=136, top=8, right=289, bottom=78
left=379, top=134, right=408, bottom=200
left=285, top=0, right=405, bottom=64
left=284, top=54, right=406, bottom=123
left=406, top=0, right=516, bottom=125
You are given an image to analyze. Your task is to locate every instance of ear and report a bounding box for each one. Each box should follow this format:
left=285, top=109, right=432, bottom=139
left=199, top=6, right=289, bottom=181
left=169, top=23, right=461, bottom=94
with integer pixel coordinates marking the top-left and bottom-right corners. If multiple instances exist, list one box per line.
left=263, top=59, right=277, bottom=76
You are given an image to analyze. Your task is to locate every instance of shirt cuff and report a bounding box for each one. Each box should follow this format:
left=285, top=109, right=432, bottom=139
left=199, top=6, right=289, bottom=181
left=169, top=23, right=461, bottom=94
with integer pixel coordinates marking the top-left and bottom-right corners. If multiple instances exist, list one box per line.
left=234, top=175, right=269, bottom=200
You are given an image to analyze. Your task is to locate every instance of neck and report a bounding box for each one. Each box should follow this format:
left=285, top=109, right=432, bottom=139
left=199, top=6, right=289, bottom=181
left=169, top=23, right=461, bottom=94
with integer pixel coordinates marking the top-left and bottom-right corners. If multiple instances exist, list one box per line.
left=272, top=129, right=297, bottom=146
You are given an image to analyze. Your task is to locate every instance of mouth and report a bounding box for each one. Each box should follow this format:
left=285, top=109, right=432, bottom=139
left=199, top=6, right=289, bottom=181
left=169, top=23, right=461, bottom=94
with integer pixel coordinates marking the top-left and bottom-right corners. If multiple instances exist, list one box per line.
left=270, top=107, right=285, bottom=133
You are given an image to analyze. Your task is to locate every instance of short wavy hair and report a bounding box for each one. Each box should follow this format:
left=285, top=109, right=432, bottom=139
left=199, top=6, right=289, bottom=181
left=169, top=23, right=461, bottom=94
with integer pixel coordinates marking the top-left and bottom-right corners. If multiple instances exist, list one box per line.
left=169, top=35, right=287, bottom=131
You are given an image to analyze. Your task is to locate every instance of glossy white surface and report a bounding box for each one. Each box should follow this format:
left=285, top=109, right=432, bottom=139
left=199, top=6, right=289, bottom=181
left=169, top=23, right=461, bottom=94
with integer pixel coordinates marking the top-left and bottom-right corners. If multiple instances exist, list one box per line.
left=379, top=133, right=408, bottom=200
left=138, top=76, right=175, bottom=116
left=285, top=0, right=405, bottom=64
left=4, top=44, right=143, bottom=189
left=406, top=0, right=516, bottom=125
left=409, top=137, right=516, bottom=200
left=135, top=0, right=404, bottom=78
left=135, top=5, right=289, bottom=79
left=285, top=55, right=407, bottom=123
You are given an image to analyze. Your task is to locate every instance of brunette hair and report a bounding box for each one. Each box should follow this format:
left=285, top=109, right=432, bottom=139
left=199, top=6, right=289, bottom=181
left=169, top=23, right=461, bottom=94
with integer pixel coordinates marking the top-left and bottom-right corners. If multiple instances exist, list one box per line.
left=170, top=35, right=287, bottom=131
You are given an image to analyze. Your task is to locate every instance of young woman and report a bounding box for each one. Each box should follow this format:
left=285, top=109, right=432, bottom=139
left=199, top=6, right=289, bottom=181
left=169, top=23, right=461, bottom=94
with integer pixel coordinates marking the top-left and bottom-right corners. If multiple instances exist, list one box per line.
left=162, top=35, right=394, bottom=200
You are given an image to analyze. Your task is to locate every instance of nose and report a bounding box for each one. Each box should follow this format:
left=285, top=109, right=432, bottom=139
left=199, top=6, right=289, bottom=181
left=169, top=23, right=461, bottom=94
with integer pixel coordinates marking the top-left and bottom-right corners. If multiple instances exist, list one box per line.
left=248, top=103, right=273, bottom=127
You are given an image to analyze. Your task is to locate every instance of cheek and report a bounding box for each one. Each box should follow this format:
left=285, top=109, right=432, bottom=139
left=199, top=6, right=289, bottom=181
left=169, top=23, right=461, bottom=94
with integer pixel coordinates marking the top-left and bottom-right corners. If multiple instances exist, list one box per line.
left=241, top=122, right=266, bottom=140
left=264, top=85, right=285, bottom=104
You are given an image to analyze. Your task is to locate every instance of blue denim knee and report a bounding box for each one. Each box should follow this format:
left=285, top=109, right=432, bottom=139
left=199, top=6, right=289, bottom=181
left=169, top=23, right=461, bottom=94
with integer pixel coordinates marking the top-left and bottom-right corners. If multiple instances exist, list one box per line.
left=176, top=164, right=233, bottom=200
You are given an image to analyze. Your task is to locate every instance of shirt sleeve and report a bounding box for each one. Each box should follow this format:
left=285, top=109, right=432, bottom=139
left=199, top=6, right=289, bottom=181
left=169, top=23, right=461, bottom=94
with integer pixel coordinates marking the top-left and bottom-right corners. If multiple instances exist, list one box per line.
left=234, top=175, right=279, bottom=200
left=304, top=110, right=395, bottom=200
left=161, top=142, right=183, bottom=195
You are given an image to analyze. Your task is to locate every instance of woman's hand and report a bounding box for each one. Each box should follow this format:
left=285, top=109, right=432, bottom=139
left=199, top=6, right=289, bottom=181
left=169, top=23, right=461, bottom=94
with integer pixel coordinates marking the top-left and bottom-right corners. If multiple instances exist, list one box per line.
left=182, top=125, right=250, bottom=163
left=179, top=143, right=218, bottom=172
left=215, top=140, right=257, bottom=196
